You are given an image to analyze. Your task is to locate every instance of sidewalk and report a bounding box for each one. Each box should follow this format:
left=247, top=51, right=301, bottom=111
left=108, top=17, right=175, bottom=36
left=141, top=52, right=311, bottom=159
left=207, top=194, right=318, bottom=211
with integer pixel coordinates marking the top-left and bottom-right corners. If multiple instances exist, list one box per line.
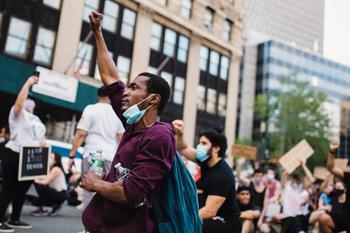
left=14, top=205, right=84, bottom=233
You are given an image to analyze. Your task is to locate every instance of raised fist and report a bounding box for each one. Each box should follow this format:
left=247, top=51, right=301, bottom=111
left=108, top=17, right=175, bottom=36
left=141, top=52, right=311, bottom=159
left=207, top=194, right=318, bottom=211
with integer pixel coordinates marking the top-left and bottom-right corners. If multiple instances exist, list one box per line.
left=27, top=76, right=39, bottom=86
left=89, top=11, right=103, bottom=32
left=172, top=120, right=184, bottom=136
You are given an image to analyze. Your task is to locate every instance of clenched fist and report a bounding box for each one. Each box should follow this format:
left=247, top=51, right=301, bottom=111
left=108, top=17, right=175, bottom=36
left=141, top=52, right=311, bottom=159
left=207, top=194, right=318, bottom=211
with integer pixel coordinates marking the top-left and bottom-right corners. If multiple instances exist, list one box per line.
left=329, top=140, right=339, bottom=153
left=172, top=120, right=184, bottom=136
left=89, top=11, right=103, bottom=32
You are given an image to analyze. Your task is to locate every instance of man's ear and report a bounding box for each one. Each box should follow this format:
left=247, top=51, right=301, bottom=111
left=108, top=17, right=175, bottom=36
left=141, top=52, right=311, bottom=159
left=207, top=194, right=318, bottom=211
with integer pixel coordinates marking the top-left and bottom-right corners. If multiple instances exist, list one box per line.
left=149, top=94, right=161, bottom=105
left=212, top=146, right=221, bottom=155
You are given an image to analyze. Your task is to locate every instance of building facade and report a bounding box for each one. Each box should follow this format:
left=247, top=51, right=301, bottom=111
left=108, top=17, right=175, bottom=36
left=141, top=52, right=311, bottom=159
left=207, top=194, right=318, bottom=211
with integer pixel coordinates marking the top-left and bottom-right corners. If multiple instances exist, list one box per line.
left=0, top=0, right=244, bottom=156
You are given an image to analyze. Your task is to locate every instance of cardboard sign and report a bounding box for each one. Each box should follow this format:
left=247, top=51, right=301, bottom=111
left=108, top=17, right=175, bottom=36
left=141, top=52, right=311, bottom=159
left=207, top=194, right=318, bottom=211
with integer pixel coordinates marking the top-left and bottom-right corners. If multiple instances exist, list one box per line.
left=18, top=146, right=50, bottom=181
left=32, top=66, right=78, bottom=103
left=278, top=140, right=314, bottom=174
left=313, top=166, right=331, bottom=180
left=232, top=144, right=257, bottom=160
left=334, top=158, right=350, bottom=171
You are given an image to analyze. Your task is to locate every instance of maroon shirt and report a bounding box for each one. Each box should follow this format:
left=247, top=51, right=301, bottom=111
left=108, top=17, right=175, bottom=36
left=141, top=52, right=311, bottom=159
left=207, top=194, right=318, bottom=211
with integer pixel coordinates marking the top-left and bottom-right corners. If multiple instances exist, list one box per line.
left=82, top=81, right=176, bottom=233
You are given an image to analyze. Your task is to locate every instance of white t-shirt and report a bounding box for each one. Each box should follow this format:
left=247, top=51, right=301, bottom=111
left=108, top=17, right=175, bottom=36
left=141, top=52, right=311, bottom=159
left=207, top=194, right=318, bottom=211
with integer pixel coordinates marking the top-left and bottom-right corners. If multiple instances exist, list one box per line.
left=77, top=103, right=124, bottom=162
left=49, top=168, right=67, bottom=192
left=6, top=107, right=46, bottom=153
left=282, top=181, right=303, bottom=217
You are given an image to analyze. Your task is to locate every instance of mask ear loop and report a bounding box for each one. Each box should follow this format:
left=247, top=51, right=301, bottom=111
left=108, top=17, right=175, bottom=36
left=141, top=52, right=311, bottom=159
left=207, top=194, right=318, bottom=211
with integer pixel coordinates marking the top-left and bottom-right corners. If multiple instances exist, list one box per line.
left=136, top=94, right=155, bottom=109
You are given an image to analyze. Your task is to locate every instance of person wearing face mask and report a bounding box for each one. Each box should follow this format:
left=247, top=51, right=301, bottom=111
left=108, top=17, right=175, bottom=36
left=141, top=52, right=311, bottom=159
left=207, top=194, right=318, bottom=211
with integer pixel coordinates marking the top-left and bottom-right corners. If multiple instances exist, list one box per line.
left=0, top=76, right=46, bottom=232
left=79, top=11, right=176, bottom=233
left=29, top=153, right=67, bottom=217
left=250, top=169, right=268, bottom=211
left=264, top=168, right=282, bottom=204
left=318, top=141, right=350, bottom=233
left=172, top=120, right=241, bottom=233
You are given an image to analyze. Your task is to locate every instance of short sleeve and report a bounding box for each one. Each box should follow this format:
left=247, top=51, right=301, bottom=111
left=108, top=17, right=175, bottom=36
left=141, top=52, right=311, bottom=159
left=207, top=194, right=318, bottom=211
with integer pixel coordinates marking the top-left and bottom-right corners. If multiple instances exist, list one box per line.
left=77, top=106, right=92, bottom=131
left=208, top=172, right=234, bottom=197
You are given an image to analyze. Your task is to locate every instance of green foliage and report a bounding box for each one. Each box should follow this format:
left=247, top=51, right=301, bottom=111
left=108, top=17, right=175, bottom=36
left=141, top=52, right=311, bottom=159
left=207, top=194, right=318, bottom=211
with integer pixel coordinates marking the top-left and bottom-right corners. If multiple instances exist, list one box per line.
left=254, top=76, right=331, bottom=170
left=235, top=138, right=255, bottom=146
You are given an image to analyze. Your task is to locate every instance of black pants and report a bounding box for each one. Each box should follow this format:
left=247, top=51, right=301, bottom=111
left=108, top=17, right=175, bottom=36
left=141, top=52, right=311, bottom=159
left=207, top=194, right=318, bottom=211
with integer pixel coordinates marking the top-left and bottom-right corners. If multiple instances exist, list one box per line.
left=281, top=216, right=303, bottom=233
left=0, top=148, right=32, bottom=222
left=31, top=184, right=66, bottom=207
left=203, top=216, right=242, bottom=233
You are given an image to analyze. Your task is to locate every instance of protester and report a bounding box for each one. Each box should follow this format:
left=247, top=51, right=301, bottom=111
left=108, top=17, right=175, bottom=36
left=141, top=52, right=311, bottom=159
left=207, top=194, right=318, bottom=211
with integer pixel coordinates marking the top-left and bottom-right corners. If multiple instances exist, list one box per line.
left=264, top=168, right=282, bottom=203
left=29, top=153, right=67, bottom=217
left=236, top=185, right=261, bottom=233
left=68, top=86, right=124, bottom=209
left=319, top=141, right=350, bottom=233
left=250, top=169, right=268, bottom=211
left=172, top=120, right=241, bottom=233
left=0, top=76, right=46, bottom=232
left=79, top=11, right=176, bottom=233
left=0, top=126, right=10, bottom=144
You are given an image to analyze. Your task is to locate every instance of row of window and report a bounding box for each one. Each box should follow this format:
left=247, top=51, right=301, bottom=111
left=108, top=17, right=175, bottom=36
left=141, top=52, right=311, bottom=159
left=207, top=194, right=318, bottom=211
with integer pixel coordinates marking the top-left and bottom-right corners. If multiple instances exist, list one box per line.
left=200, top=46, right=230, bottom=80
left=197, top=85, right=227, bottom=116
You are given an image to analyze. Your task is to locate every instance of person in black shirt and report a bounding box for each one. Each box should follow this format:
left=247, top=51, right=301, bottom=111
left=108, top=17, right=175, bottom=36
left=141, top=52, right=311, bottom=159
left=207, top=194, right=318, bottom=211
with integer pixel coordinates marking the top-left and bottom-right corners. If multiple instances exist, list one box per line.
left=172, top=120, right=241, bottom=233
left=319, top=141, right=350, bottom=233
left=237, top=185, right=260, bottom=233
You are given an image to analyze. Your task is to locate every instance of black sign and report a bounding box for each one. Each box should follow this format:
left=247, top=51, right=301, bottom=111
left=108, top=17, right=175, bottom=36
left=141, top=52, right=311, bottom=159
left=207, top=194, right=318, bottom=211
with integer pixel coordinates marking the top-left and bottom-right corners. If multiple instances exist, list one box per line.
left=19, top=146, right=50, bottom=181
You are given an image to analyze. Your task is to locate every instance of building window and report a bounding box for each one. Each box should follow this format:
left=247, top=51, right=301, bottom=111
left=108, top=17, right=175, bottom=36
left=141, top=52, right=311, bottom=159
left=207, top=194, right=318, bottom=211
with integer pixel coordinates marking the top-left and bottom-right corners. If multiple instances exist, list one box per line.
left=220, top=56, right=229, bottom=80
left=200, top=46, right=209, bottom=71
left=203, top=7, right=214, bottom=29
left=121, top=8, right=136, bottom=40
left=116, top=55, right=131, bottom=84
left=33, top=27, right=56, bottom=65
left=209, top=50, right=219, bottom=76
left=163, top=28, right=176, bottom=57
left=223, top=19, right=232, bottom=41
left=206, top=88, right=217, bottom=114
left=43, top=0, right=61, bottom=9
left=94, top=51, right=113, bottom=80
left=177, top=35, right=189, bottom=63
left=83, top=0, right=99, bottom=22
left=74, top=42, right=93, bottom=76
left=160, top=71, right=173, bottom=88
left=197, top=85, right=206, bottom=110
left=218, top=93, right=227, bottom=116
left=150, top=22, right=162, bottom=51
left=174, top=77, right=185, bottom=104
left=154, top=0, right=167, bottom=6
left=5, top=17, right=32, bottom=58
left=102, top=0, right=119, bottom=33
left=180, top=0, right=192, bottom=19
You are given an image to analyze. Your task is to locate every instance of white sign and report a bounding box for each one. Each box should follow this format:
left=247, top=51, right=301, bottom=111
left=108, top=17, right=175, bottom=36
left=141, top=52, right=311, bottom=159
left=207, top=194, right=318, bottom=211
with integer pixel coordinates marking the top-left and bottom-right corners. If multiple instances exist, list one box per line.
left=32, top=66, right=78, bottom=103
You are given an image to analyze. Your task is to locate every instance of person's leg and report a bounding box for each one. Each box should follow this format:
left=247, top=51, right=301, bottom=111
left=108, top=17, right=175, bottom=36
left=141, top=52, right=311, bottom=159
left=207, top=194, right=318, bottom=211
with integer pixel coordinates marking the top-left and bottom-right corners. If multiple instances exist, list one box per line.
left=10, top=180, right=32, bottom=221
left=241, top=220, right=254, bottom=233
left=258, top=223, right=271, bottom=233
left=318, top=213, right=334, bottom=233
left=34, top=184, right=52, bottom=206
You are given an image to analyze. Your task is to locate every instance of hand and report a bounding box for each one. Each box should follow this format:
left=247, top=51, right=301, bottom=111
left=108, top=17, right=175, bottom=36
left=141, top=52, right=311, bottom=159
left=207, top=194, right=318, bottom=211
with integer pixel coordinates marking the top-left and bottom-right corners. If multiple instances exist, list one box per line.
left=89, top=11, right=103, bottom=32
left=172, top=120, right=184, bottom=136
left=67, top=157, right=75, bottom=172
left=26, top=76, right=39, bottom=86
left=299, top=158, right=307, bottom=166
left=329, top=140, right=339, bottom=153
left=79, top=171, right=103, bottom=192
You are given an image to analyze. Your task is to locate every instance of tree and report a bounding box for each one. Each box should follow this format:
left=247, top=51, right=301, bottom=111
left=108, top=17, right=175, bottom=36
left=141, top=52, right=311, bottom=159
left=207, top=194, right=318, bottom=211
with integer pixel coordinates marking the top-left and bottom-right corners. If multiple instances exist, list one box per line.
left=254, top=76, right=331, bottom=170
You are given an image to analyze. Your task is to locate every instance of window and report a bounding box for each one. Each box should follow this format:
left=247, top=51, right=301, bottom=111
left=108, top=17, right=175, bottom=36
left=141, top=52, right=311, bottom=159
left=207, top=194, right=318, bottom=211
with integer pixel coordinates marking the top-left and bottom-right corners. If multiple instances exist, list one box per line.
left=33, top=27, right=56, bottom=65
left=163, top=28, right=176, bottom=57
left=223, top=20, right=232, bottom=41
left=180, top=0, right=192, bottom=19
left=220, top=56, right=229, bottom=80
left=121, top=8, right=136, bottom=40
left=209, top=50, right=219, bottom=75
left=200, top=46, right=209, bottom=71
left=197, top=85, right=206, bottom=110
left=203, top=7, right=214, bottom=29
left=174, top=77, right=185, bottom=104
left=116, top=56, right=131, bottom=84
left=160, top=71, right=173, bottom=87
left=94, top=51, right=113, bottom=80
left=74, top=42, right=93, bottom=76
left=150, top=22, right=162, bottom=51
left=218, top=93, right=226, bottom=116
left=177, top=35, right=189, bottom=63
left=206, top=88, right=217, bottom=114
left=154, top=0, right=166, bottom=6
left=43, top=0, right=61, bottom=9
left=83, top=0, right=99, bottom=22
left=102, top=0, right=119, bottom=33
left=5, top=17, right=31, bottom=58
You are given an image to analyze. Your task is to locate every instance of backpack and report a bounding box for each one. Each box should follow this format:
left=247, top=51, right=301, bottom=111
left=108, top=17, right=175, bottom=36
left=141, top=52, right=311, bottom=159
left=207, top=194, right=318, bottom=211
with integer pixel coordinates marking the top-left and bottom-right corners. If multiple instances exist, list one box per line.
left=151, top=152, right=202, bottom=233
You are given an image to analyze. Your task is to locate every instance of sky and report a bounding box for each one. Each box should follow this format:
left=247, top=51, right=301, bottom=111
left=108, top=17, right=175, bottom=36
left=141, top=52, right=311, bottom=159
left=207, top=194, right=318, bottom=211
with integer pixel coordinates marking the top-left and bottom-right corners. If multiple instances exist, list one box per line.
left=324, top=0, right=350, bottom=66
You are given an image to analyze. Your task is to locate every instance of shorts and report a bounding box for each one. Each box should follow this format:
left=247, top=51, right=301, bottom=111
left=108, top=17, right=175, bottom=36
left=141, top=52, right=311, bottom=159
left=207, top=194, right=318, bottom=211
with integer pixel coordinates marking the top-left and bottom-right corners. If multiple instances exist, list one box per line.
left=330, top=212, right=350, bottom=233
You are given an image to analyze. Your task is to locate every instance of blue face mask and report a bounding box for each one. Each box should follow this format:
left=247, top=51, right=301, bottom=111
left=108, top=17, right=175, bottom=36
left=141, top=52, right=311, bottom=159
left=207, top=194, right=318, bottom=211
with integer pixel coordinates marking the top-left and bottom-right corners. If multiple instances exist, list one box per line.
left=195, top=144, right=210, bottom=162
left=123, top=95, right=153, bottom=125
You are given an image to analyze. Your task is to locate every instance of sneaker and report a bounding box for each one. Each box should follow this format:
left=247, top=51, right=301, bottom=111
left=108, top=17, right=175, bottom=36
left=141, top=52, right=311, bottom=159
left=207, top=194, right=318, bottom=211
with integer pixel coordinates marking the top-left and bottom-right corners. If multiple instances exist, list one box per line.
left=31, top=208, right=49, bottom=217
left=49, top=204, right=62, bottom=217
left=0, top=222, right=14, bottom=233
left=7, top=221, right=32, bottom=229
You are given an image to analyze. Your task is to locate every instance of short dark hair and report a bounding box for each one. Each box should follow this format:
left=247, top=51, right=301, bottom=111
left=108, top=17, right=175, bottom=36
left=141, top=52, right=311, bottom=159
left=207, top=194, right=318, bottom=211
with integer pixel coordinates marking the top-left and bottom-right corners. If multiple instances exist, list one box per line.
left=254, top=169, right=263, bottom=175
left=237, top=185, right=251, bottom=194
left=199, top=128, right=227, bottom=158
left=97, top=86, right=108, bottom=97
left=138, top=72, right=171, bottom=115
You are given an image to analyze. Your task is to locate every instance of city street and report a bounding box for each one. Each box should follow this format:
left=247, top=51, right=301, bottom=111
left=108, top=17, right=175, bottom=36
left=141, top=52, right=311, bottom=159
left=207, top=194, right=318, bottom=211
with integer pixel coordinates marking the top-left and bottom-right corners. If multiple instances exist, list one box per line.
left=15, top=205, right=84, bottom=233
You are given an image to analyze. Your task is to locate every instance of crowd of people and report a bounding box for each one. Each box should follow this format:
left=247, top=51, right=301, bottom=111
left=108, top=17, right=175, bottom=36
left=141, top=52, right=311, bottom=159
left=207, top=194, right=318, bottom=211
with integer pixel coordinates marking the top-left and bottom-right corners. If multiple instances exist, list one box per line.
left=0, top=10, right=349, bottom=233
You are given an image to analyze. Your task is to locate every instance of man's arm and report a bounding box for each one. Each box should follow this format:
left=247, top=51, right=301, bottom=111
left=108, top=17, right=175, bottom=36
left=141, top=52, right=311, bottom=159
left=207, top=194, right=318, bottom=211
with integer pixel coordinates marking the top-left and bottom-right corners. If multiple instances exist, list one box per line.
left=89, top=11, right=119, bottom=86
left=172, top=120, right=196, bottom=162
left=199, top=195, right=226, bottom=219
left=13, top=76, right=39, bottom=117
left=240, top=210, right=261, bottom=220
left=326, top=141, right=344, bottom=178
left=68, top=129, right=88, bottom=170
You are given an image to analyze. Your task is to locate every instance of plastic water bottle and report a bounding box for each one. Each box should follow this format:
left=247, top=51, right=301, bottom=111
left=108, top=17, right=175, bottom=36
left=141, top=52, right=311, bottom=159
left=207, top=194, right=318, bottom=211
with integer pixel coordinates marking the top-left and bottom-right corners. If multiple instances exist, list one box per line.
left=90, top=150, right=104, bottom=176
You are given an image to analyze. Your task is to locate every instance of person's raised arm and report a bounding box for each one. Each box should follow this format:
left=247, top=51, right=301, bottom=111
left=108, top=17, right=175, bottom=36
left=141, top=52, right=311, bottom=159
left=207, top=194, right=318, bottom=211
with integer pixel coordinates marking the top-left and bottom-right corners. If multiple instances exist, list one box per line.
left=89, top=11, right=119, bottom=86
left=300, top=158, right=316, bottom=185
left=172, top=120, right=196, bottom=162
left=13, top=76, right=38, bottom=117
left=68, top=129, right=88, bottom=171
left=326, top=141, right=343, bottom=178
